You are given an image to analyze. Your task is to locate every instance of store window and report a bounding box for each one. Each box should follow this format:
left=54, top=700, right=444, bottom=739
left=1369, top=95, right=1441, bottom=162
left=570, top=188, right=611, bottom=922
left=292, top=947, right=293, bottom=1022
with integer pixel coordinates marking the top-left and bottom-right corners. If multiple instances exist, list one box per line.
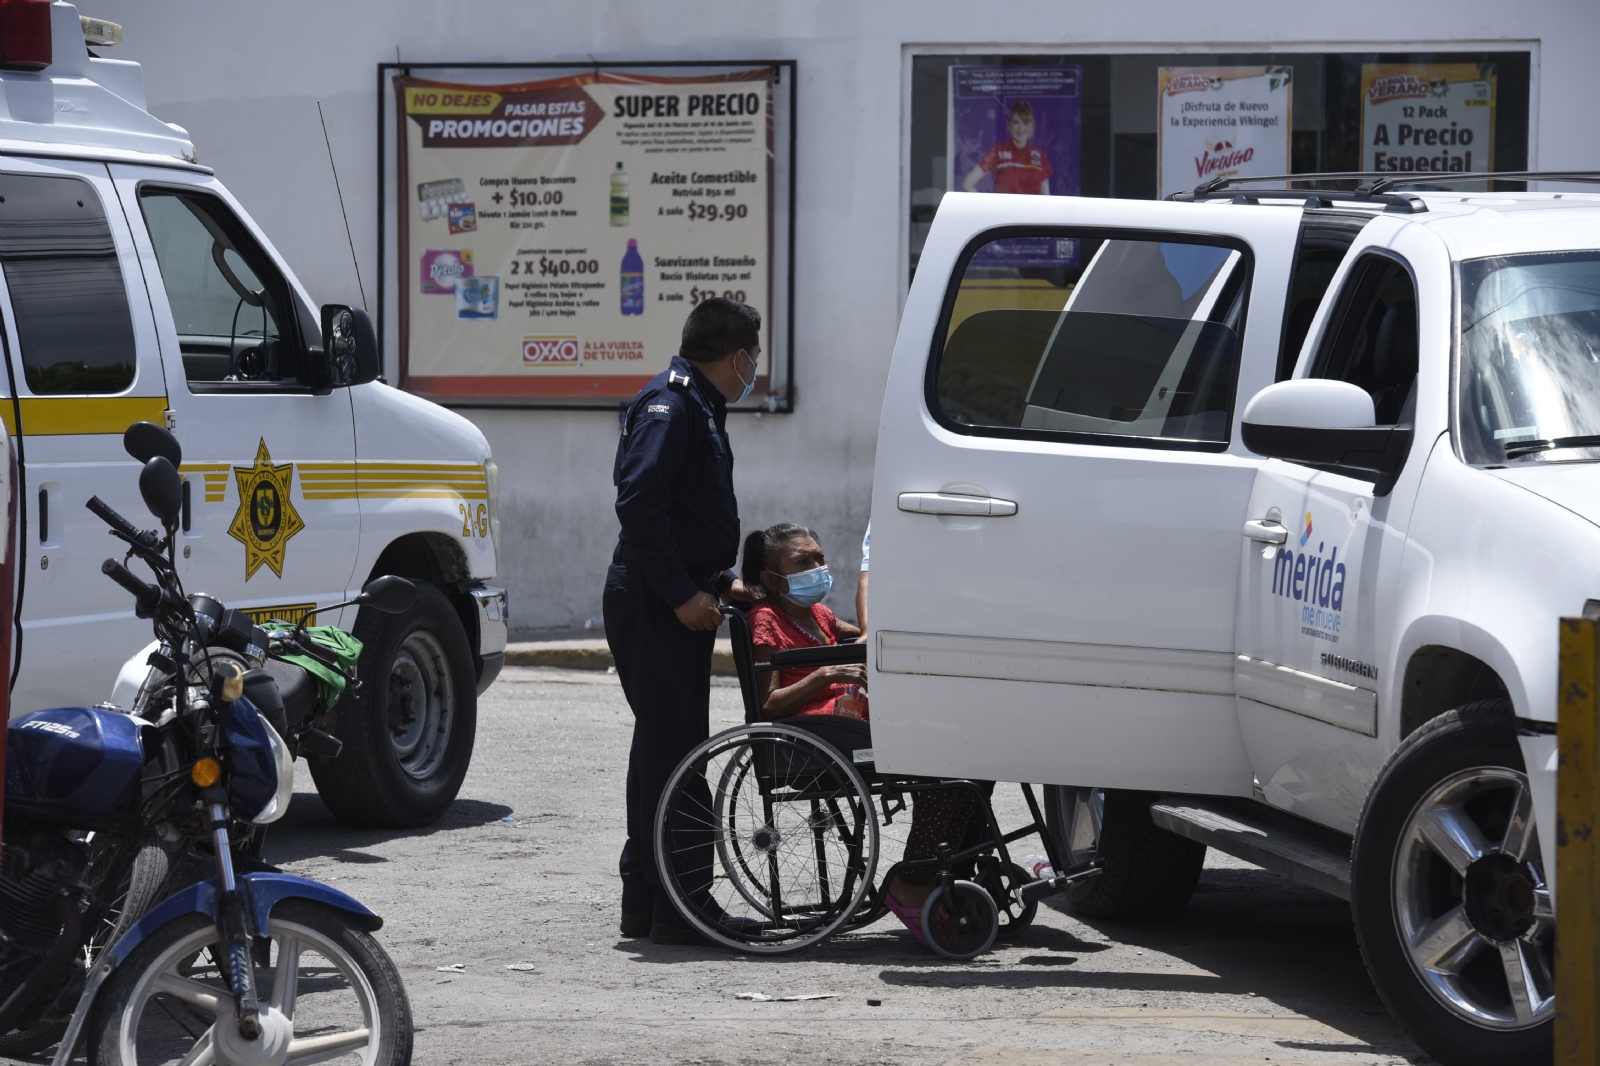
left=909, top=52, right=1531, bottom=281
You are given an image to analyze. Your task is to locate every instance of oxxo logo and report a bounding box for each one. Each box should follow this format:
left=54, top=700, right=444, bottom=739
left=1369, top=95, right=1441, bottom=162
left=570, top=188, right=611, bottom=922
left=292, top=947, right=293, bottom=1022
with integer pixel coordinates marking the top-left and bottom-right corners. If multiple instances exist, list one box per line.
left=523, top=335, right=580, bottom=366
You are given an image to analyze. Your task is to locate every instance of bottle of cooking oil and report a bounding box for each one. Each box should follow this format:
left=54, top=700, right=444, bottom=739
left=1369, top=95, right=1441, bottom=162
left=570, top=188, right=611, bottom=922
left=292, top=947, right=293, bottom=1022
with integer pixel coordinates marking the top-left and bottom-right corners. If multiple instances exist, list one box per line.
left=610, top=162, right=629, bottom=226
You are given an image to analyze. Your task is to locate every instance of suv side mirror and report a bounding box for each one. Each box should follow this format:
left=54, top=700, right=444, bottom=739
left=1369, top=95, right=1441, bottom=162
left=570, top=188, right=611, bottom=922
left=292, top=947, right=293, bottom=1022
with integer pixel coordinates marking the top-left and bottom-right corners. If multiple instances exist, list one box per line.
left=1241, top=379, right=1412, bottom=496
left=320, top=304, right=381, bottom=388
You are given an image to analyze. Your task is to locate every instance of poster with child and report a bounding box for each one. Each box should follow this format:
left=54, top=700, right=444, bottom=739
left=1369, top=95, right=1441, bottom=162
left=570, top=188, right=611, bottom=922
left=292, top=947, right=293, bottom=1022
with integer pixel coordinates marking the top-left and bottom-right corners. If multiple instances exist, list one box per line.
left=947, top=65, right=1081, bottom=268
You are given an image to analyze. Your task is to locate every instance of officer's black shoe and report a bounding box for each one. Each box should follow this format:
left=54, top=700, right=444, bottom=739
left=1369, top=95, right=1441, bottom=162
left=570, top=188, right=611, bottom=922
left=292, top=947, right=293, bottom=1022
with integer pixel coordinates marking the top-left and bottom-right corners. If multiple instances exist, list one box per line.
left=620, top=912, right=652, bottom=938
left=650, top=921, right=709, bottom=946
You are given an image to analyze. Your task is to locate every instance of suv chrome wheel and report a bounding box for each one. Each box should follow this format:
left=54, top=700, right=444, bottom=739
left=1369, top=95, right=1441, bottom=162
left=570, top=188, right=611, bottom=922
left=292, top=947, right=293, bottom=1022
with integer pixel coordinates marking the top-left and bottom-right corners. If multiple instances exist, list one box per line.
left=1393, top=765, right=1554, bottom=1030
left=1352, top=701, right=1553, bottom=1066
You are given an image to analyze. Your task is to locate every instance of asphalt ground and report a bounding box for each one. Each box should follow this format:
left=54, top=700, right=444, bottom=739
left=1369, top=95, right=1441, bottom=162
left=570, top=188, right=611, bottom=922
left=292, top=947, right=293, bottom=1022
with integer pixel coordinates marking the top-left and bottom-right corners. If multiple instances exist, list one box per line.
left=41, top=666, right=1435, bottom=1065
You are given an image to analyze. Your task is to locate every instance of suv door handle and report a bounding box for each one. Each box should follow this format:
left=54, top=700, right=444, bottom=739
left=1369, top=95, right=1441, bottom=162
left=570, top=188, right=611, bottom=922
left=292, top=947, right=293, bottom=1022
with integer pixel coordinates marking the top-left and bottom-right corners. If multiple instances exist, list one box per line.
left=897, top=492, right=1018, bottom=516
left=1242, top=519, right=1288, bottom=544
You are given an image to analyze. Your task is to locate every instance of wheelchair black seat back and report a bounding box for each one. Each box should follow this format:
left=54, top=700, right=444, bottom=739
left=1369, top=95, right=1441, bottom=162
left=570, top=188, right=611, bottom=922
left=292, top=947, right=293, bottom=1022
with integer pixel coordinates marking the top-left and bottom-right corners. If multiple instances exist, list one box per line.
left=650, top=605, right=1099, bottom=958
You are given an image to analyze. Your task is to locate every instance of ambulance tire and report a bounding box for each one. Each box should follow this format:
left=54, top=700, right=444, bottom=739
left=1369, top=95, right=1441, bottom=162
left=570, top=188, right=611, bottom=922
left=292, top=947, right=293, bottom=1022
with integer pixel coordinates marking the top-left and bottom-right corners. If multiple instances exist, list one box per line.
left=1047, top=787, right=1206, bottom=920
left=310, top=580, right=477, bottom=828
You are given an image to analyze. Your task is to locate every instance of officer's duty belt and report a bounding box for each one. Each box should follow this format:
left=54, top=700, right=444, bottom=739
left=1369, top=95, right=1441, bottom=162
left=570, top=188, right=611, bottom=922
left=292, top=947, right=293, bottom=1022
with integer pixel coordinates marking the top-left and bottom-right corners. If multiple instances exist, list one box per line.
left=616, top=541, right=726, bottom=586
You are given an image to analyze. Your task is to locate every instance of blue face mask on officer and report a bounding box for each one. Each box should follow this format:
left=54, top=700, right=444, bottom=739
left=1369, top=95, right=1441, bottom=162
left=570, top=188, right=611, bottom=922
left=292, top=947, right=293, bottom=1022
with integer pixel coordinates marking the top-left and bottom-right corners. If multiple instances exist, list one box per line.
left=732, top=348, right=757, bottom=404
left=779, top=564, right=832, bottom=607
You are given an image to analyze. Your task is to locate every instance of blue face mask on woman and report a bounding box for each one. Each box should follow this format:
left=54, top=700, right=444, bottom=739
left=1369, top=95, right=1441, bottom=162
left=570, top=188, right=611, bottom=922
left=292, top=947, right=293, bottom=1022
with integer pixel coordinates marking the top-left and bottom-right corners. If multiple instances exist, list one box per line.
left=781, top=564, right=832, bottom=607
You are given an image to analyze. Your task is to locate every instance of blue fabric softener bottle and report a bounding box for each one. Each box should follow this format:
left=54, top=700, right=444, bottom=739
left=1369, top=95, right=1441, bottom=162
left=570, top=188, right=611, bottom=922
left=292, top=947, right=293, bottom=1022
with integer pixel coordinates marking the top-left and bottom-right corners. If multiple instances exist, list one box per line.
left=620, top=239, right=644, bottom=315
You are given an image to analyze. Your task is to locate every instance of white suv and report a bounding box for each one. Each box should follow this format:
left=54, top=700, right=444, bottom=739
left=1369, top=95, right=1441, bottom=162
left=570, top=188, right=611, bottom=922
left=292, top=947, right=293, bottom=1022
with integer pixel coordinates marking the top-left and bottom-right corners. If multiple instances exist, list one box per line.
left=0, top=6, right=505, bottom=829
left=869, top=179, right=1599, bottom=1064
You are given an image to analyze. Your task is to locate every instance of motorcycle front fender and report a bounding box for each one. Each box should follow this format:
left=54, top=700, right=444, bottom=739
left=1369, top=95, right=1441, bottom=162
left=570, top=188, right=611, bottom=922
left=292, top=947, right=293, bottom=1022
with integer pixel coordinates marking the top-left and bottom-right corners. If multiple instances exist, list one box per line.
left=50, top=873, right=382, bottom=1066
left=112, top=872, right=382, bottom=965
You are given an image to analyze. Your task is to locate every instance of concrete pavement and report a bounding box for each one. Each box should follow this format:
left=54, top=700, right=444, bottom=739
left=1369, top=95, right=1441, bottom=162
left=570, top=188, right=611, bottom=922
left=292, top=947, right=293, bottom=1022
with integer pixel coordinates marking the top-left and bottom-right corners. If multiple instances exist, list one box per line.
left=251, top=666, right=1426, bottom=1065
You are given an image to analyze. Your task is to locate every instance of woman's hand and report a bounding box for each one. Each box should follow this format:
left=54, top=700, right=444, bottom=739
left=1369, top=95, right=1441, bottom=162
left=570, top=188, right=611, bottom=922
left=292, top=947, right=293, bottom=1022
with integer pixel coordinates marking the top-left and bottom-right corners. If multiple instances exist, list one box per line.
left=817, top=663, right=867, bottom=686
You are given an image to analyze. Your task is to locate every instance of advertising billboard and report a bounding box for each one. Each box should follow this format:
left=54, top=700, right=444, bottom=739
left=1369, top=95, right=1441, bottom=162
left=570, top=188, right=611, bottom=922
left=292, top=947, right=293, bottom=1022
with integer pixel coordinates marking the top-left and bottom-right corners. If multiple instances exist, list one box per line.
left=390, top=65, right=791, bottom=407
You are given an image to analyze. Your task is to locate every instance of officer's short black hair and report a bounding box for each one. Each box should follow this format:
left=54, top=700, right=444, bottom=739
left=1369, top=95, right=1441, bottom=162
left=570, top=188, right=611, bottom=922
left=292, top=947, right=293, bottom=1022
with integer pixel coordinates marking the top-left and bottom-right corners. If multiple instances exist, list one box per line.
left=742, top=522, right=816, bottom=590
left=680, top=298, right=761, bottom=363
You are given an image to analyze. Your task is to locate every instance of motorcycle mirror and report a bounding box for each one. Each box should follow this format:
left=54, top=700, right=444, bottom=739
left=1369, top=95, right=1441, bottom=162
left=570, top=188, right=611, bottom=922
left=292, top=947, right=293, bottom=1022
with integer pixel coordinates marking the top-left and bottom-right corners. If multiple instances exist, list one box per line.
left=124, top=421, right=182, bottom=467
left=139, top=456, right=183, bottom=533
left=357, top=575, right=417, bottom=614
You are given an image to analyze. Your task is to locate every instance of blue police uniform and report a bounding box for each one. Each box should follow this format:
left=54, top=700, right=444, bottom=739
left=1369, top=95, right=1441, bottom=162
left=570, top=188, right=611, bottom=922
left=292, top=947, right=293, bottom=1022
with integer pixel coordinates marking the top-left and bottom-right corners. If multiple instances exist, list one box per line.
left=604, top=355, right=739, bottom=933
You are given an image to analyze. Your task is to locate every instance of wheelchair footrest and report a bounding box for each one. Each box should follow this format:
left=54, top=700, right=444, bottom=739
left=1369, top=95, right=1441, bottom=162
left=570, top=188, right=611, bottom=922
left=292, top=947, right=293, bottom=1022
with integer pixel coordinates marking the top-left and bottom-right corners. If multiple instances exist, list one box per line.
left=1018, top=861, right=1103, bottom=906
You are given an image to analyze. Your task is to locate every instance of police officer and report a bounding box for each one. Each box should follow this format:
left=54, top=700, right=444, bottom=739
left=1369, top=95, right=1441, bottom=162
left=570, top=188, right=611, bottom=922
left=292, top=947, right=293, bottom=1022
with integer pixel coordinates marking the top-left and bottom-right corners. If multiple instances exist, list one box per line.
left=604, top=298, right=759, bottom=944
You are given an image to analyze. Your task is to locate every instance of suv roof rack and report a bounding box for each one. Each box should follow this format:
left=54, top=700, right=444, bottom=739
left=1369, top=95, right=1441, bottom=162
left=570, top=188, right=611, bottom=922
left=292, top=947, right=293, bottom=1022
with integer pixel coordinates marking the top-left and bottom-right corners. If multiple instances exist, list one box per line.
left=1167, top=171, right=1600, bottom=215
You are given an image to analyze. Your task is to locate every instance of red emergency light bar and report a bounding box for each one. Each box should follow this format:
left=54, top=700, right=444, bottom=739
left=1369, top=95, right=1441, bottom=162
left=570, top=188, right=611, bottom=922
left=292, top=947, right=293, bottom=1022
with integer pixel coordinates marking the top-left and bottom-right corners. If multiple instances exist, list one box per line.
left=0, top=0, right=50, bottom=71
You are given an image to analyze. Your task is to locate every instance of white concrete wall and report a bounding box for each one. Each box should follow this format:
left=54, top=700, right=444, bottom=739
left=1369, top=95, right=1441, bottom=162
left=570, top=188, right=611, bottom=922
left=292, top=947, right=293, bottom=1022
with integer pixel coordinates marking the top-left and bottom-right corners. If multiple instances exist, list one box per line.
left=90, top=0, right=1598, bottom=631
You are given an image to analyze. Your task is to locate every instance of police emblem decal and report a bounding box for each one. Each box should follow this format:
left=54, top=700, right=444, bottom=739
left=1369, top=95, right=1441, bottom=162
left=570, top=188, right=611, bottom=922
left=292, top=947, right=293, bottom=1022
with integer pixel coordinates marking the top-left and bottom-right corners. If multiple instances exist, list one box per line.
left=227, top=439, right=305, bottom=580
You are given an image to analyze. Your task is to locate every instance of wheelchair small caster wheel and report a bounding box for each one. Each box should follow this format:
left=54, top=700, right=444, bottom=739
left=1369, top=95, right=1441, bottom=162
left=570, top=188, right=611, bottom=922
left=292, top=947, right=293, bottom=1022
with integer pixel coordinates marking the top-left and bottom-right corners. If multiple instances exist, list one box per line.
left=921, top=880, right=999, bottom=960
left=982, top=861, right=1039, bottom=940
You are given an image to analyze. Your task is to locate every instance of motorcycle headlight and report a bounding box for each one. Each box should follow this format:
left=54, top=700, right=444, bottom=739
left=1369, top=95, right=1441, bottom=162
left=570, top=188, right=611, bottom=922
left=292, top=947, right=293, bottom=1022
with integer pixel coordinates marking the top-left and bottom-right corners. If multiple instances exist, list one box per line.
left=249, top=718, right=297, bottom=826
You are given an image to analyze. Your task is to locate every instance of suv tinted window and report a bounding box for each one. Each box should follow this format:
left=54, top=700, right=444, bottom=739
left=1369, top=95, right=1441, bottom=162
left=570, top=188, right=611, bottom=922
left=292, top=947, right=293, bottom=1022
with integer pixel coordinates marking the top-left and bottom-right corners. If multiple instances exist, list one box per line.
left=138, top=188, right=309, bottom=390
left=0, top=174, right=136, bottom=395
left=1310, top=253, right=1417, bottom=425
left=933, top=232, right=1247, bottom=447
left=1276, top=213, right=1369, bottom=382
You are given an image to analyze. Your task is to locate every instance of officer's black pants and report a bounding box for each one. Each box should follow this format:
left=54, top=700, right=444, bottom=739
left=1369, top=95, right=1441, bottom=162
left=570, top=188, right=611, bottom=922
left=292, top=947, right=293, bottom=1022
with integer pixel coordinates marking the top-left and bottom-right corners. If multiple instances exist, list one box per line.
left=603, top=559, right=716, bottom=927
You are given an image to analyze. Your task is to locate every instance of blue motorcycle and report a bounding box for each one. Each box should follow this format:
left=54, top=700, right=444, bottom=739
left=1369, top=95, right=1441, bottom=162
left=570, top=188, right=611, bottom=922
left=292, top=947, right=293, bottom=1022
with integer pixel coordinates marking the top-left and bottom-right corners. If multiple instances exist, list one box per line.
left=1, top=423, right=413, bottom=1065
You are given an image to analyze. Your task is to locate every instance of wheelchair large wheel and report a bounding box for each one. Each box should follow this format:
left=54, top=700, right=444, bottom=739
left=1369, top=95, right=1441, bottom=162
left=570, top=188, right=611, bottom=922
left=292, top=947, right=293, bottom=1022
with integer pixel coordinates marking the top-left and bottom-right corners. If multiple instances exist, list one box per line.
left=656, top=724, right=878, bottom=953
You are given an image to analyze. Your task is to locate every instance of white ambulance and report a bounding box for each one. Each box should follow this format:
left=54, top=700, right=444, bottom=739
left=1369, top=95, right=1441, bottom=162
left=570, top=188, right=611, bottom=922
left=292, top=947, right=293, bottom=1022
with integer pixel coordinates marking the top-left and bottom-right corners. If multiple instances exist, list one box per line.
left=0, top=5, right=505, bottom=828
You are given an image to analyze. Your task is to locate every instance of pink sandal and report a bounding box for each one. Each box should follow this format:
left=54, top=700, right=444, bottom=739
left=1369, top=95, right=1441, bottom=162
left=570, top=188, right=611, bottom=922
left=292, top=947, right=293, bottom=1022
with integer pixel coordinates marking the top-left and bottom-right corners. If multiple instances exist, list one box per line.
left=884, top=893, right=932, bottom=949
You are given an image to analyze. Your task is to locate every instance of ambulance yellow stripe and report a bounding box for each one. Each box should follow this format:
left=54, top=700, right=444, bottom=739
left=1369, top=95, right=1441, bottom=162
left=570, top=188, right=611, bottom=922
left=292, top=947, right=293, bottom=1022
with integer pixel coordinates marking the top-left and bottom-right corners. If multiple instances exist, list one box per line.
left=178, top=462, right=232, bottom=503
left=182, top=458, right=488, bottom=501
left=16, top=396, right=168, bottom=436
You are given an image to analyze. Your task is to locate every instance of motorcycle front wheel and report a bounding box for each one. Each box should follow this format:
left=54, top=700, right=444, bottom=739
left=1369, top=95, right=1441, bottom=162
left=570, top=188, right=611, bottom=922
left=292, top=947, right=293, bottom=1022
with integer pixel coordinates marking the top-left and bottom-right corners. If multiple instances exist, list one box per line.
left=87, top=899, right=411, bottom=1066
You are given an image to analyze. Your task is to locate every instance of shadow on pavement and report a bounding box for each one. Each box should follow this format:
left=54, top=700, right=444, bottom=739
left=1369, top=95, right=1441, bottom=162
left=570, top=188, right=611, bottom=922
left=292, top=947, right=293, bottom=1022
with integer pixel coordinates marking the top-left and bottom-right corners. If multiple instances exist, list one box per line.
left=262, top=792, right=514, bottom=866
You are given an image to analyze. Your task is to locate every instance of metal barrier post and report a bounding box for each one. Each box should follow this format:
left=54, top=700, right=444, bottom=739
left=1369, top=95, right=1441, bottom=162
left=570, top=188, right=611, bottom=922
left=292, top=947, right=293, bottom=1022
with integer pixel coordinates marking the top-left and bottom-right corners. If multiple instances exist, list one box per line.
left=1558, top=616, right=1600, bottom=1066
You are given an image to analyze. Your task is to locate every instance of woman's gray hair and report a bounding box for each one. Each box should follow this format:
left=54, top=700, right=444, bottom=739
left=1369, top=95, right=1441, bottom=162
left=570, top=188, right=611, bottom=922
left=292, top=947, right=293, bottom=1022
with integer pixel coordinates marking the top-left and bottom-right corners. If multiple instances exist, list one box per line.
left=741, top=522, right=818, bottom=590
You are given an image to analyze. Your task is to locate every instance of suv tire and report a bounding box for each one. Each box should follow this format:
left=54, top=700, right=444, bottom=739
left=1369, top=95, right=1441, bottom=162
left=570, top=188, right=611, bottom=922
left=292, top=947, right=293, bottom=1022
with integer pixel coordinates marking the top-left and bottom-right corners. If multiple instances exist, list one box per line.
left=1350, top=700, right=1552, bottom=1066
left=309, top=580, right=477, bottom=828
left=1046, top=786, right=1206, bottom=919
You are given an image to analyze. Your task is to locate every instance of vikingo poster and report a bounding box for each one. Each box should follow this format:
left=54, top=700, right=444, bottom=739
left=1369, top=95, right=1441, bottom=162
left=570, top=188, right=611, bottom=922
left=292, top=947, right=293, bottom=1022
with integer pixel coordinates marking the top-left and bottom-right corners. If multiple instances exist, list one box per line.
left=1360, top=63, right=1495, bottom=175
left=1157, top=67, right=1292, bottom=200
left=397, top=68, right=772, bottom=404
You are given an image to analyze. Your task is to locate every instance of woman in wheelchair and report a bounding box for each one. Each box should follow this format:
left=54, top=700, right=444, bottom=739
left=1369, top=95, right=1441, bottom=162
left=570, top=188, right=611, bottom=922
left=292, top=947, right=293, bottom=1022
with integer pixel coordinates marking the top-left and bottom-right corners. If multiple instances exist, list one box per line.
left=743, top=523, right=868, bottom=719
left=742, top=523, right=986, bottom=944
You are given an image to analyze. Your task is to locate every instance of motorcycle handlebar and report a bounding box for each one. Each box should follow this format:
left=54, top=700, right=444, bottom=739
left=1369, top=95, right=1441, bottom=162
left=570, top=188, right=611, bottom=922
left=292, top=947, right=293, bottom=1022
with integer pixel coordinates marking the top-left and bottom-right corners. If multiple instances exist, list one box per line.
left=101, top=558, right=161, bottom=617
left=86, top=495, right=153, bottom=545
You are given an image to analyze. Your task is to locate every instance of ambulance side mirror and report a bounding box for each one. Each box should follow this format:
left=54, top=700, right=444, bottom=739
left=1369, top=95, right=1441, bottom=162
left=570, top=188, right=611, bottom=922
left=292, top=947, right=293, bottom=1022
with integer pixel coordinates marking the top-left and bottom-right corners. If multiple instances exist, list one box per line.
left=319, top=304, right=381, bottom=388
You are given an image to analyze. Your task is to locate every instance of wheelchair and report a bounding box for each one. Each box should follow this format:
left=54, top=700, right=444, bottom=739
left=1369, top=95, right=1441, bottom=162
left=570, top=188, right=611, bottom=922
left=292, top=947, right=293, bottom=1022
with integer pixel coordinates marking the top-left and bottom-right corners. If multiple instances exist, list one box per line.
left=653, top=606, right=1100, bottom=958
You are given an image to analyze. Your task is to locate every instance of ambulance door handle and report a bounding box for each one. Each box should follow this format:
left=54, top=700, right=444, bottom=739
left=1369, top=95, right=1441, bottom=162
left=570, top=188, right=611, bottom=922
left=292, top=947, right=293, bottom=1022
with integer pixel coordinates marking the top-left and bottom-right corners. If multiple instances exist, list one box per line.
left=1243, top=519, right=1288, bottom=544
left=897, top=492, right=1017, bottom=517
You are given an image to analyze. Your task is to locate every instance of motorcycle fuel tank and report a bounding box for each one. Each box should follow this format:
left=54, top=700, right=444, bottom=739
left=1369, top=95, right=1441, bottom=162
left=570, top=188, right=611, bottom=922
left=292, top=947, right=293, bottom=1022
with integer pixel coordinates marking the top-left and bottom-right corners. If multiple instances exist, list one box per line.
left=5, top=707, right=145, bottom=820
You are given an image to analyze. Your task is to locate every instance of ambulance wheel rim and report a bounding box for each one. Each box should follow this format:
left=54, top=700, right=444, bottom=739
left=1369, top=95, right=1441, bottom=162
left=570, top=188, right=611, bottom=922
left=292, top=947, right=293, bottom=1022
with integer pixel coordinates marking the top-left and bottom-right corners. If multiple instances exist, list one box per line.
left=386, top=628, right=454, bottom=780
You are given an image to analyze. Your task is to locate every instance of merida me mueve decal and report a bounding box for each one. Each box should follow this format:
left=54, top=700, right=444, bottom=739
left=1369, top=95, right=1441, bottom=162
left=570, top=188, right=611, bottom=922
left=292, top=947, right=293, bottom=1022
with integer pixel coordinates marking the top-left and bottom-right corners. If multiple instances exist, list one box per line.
left=1272, top=511, right=1345, bottom=643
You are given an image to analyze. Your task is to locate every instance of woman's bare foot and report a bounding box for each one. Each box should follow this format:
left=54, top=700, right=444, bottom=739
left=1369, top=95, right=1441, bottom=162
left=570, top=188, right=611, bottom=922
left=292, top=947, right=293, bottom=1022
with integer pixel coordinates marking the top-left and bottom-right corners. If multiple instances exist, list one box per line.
left=887, top=876, right=932, bottom=909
